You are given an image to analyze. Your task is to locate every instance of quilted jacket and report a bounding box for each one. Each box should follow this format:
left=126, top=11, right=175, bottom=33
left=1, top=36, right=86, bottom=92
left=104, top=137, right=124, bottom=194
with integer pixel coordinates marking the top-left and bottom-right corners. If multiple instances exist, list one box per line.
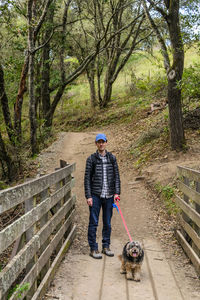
left=84, top=151, right=121, bottom=199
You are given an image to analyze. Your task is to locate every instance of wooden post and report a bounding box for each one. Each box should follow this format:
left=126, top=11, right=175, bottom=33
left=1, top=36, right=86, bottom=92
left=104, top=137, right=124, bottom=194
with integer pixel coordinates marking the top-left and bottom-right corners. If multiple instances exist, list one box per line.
left=182, top=177, right=191, bottom=243
left=39, top=187, right=50, bottom=282
left=195, top=181, right=200, bottom=257
left=60, top=160, right=73, bottom=238
left=25, top=196, right=37, bottom=299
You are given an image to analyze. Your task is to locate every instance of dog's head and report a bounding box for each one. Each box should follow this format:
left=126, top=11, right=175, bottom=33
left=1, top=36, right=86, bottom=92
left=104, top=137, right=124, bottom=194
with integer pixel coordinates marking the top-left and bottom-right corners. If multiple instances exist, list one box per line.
left=125, top=241, right=144, bottom=260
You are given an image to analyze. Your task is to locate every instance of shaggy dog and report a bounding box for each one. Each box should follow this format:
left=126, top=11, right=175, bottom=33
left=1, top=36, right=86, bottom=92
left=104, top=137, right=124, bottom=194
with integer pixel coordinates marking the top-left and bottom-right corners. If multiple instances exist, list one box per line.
left=119, top=241, right=144, bottom=281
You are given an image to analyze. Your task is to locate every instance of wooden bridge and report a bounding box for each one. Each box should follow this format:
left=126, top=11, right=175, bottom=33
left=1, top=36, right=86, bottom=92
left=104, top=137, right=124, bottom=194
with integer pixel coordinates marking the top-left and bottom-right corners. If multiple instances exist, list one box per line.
left=0, top=163, right=199, bottom=299
left=0, top=161, right=76, bottom=299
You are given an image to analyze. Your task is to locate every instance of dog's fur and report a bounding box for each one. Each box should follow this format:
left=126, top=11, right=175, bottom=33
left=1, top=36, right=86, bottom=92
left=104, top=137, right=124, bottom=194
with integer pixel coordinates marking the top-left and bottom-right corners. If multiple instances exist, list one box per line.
left=119, top=241, right=144, bottom=281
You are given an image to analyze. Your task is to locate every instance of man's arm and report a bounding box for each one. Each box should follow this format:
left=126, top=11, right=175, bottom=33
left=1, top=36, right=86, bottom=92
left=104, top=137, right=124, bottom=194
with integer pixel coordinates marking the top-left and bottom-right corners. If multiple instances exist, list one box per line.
left=113, top=156, right=121, bottom=196
left=84, top=156, right=93, bottom=200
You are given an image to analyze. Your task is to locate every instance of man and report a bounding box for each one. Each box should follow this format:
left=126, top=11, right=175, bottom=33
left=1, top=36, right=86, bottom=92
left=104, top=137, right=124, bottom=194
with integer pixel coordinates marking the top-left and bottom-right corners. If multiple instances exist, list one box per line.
left=84, top=133, right=121, bottom=259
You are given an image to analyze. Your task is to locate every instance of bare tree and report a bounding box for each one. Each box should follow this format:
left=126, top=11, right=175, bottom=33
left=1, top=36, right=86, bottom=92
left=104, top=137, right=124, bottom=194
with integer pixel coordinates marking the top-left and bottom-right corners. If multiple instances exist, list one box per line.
left=68, top=0, right=146, bottom=108
left=100, top=2, right=145, bottom=107
left=142, top=0, right=185, bottom=150
left=43, top=0, right=140, bottom=125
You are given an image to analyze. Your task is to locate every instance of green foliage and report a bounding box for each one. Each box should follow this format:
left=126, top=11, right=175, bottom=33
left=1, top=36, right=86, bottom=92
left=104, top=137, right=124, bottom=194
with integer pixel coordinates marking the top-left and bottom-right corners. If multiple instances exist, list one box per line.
left=155, top=183, right=179, bottom=215
left=128, top=71, right=167, bottom=98
left=8, top=283, right=30, bottom=299
left=180, top=63, right=200, bottom=112
left=134, top=152, right=150, bottom=168
left=4, top=55, right=24, bottom=102
left=0, top=181, right=9, bottom=190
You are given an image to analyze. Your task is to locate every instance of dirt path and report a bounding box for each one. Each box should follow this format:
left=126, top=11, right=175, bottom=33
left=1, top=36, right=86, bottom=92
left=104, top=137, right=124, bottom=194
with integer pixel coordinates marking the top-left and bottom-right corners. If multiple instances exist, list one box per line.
left=37, top=131, right=200, bottom=300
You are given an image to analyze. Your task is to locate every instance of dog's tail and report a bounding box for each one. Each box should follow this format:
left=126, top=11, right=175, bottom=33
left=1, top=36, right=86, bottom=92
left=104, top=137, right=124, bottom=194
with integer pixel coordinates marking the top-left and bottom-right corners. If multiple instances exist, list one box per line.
left=118, top=254, right=122, bottom=261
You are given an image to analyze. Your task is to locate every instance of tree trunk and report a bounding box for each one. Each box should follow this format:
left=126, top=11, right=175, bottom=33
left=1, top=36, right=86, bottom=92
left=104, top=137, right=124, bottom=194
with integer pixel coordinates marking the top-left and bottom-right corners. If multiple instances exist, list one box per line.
left=29, top=52, right=38, bottom=155
left=102, top=75, right=113, bottom=108
left=43, top=1, right=69, bottom=129
left=167, top=0, right=185, bottom=150
left=86, top=63, right=97, bottom=108
left=28, top=0, right=38, bottom=155
left=35, top=57, right=42, bottom=116
left=143, top=0, right=185, bottom=150
left=0, top=64, right=15, bottom=146
left=41, top=41, right=51, bottom=118
left=0, top=130, right=15, bottom=181
left=44, top=85, right=66, bottom=128
left=97, top=73, right=102, bottom=105
left=41, top=6, right=54, bottom=119
left=167, top=77, right=185, bottom=150
left=14, top=55, right=29, bottom=143
left=88, top=76, right=97, bottom=108
left=96, top=54, right=103, bottom=106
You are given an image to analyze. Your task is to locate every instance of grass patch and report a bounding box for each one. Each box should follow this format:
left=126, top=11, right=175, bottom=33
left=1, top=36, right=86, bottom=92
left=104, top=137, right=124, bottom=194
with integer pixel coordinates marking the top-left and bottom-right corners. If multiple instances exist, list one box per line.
left=155, top=183, right=179, bottom=215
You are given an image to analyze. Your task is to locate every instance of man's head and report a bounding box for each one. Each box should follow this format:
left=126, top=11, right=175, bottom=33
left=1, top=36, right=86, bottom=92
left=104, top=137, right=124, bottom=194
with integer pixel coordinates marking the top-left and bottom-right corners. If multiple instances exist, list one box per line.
left=95, top=133, right=107, bottom=154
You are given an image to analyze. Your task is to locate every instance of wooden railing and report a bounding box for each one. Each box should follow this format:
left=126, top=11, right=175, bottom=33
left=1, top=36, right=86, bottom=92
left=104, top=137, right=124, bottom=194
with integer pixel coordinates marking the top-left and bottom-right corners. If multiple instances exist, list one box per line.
left=0, top=160, right=76, bottom=299
left=175, top=166, right=200, bottom=275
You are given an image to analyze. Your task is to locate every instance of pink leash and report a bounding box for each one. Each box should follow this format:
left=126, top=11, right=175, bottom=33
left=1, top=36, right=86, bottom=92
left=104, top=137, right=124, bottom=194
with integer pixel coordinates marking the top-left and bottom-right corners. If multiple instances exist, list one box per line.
left=115, top=201, right=133, bottom=242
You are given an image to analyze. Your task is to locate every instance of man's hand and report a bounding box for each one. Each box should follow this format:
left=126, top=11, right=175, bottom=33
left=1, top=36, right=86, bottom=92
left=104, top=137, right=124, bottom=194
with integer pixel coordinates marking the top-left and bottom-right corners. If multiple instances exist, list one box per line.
left=87, top=198, right=93, bottom=206
left=114, top=194, right=120, bottom=202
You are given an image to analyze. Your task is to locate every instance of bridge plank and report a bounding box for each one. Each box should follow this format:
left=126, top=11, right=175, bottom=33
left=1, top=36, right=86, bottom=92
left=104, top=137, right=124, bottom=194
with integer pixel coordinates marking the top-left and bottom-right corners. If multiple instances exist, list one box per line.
left=0, top=180, right=74, bottom=254
left=0, top=163, right=75, bottom=213
left=144, top=238, right=183, bottom=300
left=101, top=239, right=127, bottom=299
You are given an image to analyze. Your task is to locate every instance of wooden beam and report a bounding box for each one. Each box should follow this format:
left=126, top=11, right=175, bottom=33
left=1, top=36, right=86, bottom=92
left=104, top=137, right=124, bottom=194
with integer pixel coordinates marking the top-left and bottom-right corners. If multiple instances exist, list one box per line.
left=178, top=181, right=200, bottom=206
left=178, top=215, right=200, bottom=250
left=175, top=230, right=200, bottom=275
left=177, top=166, right=200, bottom=183
left=0, top=163, right=75, bottom=213
left=0, top=180, right=74, bottom=254
left=175, top=195, right=200, bottom=228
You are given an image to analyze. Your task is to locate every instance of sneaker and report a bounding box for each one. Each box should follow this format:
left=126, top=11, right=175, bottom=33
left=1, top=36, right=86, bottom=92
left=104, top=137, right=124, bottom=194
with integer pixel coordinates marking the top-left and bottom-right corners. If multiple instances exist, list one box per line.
left=102, top=248, right=114, bottom=257
left=90, top=250, right=102, bottom=259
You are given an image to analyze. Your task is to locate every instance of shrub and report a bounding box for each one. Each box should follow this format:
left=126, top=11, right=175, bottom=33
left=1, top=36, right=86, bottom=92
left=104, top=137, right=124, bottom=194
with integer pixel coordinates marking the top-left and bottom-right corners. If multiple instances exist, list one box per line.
left=155, top=183, right=179, bottom=215
left=180, top=63, right=200, bottom=112
left=129, top=72, right=167, bottom=98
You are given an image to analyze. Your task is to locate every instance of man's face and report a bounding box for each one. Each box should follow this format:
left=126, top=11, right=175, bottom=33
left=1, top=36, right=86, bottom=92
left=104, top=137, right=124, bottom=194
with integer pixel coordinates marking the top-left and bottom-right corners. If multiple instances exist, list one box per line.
left=95, top=139, right=107, bottom=152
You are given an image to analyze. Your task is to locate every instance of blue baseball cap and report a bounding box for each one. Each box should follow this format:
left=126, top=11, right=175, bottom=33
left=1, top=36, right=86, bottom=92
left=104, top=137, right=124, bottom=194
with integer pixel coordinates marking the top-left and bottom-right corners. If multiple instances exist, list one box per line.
left=95, top=133, right=107, bottom=142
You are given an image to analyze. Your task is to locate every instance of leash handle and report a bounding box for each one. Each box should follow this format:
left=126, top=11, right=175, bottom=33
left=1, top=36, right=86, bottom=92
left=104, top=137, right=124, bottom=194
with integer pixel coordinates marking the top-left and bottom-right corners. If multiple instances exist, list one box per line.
left=115, top=201, right=133, bottom=242
left=112, top=203, right=119, bottom=213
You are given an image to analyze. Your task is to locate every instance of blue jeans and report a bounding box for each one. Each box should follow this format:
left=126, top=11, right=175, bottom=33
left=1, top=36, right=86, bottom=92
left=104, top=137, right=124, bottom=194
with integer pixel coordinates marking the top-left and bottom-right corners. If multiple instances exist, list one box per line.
left=88, top=195, right=114, bottom=251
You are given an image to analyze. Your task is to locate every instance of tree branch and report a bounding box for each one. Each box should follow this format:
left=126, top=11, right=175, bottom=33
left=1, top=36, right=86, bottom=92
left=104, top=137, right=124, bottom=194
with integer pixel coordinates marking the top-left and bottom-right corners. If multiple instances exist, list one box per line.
left=146, top=0, right=168, bottom=20
left=34, top=0, right=53, bottom=39
left=142, top=0, right=170, bottom=71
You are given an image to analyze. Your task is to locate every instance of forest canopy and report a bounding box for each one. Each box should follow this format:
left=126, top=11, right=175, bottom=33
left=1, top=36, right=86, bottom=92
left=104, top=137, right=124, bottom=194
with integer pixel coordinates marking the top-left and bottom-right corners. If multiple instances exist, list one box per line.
left=0, top=0, right=199, bottom=182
